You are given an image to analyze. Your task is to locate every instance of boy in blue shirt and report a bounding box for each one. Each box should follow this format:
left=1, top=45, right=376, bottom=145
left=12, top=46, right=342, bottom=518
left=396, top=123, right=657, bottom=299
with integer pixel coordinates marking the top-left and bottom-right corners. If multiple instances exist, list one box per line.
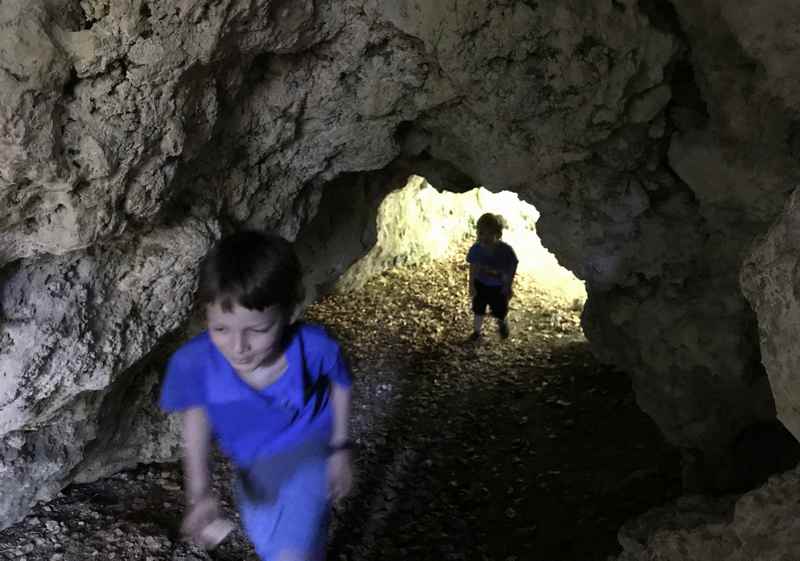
left=467, top=213, right=519, bottom=340
left=159, top=230, right=353, bottom=561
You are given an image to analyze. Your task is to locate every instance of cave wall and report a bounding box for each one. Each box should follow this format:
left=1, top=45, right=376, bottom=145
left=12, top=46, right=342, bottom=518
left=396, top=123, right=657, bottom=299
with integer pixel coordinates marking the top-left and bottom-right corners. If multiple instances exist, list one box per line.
left=2, top=0, right=800, bottom=529
left=742, top=190, right=800, bottom=448
left=613, top=1, right=800, bottom=556
left=614, top=463, right=800, bottom=561
left=577, top=0, right=800, bottom=487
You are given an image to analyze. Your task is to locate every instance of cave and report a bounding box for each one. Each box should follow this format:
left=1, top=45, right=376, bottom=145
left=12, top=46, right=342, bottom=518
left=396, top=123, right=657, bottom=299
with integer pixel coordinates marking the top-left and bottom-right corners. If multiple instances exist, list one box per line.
left=3, top=0, right=800, bottom=559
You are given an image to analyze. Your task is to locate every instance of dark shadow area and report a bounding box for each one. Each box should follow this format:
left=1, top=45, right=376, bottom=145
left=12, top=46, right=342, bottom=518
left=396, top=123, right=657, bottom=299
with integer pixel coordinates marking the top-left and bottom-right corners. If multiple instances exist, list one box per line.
left=307, top=253, right=683, bottom=561
left=637, top=0, right=684, bottom=36
left=732, top=420, right=800, bottom=491
left=325, top=339, right=681, bottom=561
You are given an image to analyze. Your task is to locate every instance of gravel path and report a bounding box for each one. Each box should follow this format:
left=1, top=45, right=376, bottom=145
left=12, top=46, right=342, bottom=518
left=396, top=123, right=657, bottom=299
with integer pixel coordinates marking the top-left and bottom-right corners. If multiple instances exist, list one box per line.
left=0, top=251, right=681, bottom=561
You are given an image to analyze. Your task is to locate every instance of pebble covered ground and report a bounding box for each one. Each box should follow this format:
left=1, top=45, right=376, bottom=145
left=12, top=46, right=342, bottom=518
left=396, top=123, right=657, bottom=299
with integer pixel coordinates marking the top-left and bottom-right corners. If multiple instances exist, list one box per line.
left=0, top=245, right=681, bottom=561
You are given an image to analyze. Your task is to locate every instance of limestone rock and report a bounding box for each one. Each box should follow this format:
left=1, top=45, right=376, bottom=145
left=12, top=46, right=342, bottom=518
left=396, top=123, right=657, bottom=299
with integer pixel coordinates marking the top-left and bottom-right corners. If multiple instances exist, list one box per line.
left=741, top=188, right=800, bottom=443
left=0, top=218, right=216, bottom=525
left=628, top=85, right=672, bottom=124
left=573, top=0, right=800, bottom=484
left=615, top=466, right=800, bottom=561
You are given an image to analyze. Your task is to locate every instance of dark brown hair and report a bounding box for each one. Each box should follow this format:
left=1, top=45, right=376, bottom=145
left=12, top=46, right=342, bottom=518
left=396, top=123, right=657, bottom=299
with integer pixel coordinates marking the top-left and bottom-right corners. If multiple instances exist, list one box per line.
left=476, top=213, right=505, bottom=237
left=196, top=230, right=303, bottom=313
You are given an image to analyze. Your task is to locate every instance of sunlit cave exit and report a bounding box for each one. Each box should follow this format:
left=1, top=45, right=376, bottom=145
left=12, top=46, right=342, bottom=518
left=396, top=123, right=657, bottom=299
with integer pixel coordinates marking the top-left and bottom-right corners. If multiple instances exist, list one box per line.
left=337, top=175, right=587, bottom=316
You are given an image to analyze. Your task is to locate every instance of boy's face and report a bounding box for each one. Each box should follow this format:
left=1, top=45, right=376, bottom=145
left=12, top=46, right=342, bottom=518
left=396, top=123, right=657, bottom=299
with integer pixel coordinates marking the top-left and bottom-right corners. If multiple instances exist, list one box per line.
left=477, top=226, right=500, bottom=248
left=207, top=301, right=287, bottom=375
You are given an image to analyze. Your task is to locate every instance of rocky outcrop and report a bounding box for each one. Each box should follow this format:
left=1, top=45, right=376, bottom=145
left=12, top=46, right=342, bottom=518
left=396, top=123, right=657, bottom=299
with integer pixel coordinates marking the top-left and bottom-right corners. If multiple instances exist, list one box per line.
left=609, top=1, right=800, bottom=555
left=615, top=464, right=800, bottom=561
left=572, top=0, right=800, bottom=489
left=742, top=190, right=800, bottom=446
left=2, top=0, right=800, bottom=533
left=0, top=220, right=214, bottom=522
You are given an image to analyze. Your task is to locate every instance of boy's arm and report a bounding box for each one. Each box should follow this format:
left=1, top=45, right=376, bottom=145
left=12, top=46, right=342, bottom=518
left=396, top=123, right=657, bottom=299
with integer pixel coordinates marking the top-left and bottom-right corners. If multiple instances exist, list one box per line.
left=504, top=271, right=516, bottom=298
left=181, top=406, right=232, bottom=545
left=182, top=406, right=213, bottom=504
left=503, top=259, right=517, bottom=298
left=469, top=263, right=477, bottom=296
left=328, top=381, right=354, bottom=501
left=330, top=382, right=351, bottom=446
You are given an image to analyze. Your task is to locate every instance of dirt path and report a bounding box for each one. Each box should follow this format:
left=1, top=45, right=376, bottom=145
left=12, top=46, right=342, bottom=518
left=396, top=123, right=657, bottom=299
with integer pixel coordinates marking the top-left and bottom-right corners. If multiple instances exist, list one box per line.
left=0, top=251, right=681, bottom=561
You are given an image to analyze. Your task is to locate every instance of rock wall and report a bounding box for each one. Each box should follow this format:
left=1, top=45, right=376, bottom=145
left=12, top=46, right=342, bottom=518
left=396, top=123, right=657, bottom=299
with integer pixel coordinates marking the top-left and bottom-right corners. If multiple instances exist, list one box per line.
left=615, top=462, right=800, bottom=560
left=742, top=190, right=800, bottom=449
left=2, top=0, right=800, bottom=532
left=560, top=0, right=800, bottom=488
left=608, top=1, right=800, bottom=556
left=0, top=221, right=214, bottom=523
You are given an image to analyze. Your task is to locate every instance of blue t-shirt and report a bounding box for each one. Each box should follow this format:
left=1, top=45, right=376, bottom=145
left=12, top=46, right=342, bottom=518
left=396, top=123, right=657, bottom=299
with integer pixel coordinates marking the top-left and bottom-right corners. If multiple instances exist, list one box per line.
left=466, top=241, right=519, bottom=287
left=159, top=323, right=352, bottom=468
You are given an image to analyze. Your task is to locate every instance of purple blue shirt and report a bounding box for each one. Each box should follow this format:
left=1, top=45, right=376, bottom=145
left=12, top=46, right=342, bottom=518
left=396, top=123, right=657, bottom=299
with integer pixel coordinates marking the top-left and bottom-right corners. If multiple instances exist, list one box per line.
left=159, top=323, right=352, bottom=469
left=466, top=241, right=519, bottom=287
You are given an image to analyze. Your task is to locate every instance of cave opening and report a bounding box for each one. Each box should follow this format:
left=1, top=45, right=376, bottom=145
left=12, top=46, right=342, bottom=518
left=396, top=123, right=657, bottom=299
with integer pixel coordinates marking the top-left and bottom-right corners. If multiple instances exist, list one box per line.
left=289, top=170, right=686, bottom=559
left=299, top=172, right=586, bottom=316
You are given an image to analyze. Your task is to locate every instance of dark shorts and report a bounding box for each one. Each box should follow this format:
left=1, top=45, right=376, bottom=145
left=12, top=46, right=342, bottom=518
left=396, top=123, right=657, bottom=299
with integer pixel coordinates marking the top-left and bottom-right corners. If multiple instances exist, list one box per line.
left=472, top=280, right=509, bottom=319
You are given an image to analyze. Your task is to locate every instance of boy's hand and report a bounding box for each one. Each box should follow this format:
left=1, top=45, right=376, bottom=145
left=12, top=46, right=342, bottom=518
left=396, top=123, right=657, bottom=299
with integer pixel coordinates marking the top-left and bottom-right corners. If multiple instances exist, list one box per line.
left=181, top=495, right=219, bottom=543
left=327, top=450, right=354, bottom=502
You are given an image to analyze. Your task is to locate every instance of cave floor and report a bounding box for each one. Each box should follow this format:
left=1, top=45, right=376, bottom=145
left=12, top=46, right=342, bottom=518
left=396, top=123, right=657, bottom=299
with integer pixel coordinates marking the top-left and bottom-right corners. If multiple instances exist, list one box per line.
left=0, top=247, right=682, bottom=561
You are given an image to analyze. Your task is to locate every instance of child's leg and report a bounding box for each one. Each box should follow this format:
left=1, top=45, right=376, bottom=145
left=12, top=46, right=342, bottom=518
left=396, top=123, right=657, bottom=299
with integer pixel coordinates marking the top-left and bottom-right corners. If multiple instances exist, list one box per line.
left=270, top=457, right=330, bottom=561
left=497, top=316, right=510, bottom=338
left=235, top=451, right=329, bottom=561
left=234, top=478, right=283, bottom=560
left=488, top=288, right=510, bottom=337
left=471, top=282, right=489, bottom=335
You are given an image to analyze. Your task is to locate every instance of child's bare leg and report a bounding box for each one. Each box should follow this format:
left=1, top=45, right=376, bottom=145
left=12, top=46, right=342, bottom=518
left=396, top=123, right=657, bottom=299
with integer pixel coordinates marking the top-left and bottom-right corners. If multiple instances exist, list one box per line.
left=497, top=316, right=510, bottom=338
left=473, top=314, right=484, bottom=334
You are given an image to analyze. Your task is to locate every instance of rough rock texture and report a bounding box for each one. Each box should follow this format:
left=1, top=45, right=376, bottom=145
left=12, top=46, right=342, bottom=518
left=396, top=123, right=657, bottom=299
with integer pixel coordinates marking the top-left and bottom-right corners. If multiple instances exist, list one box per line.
left=742, top=190, right=800, bottom=445
left=564, top=0, right=800, bottom=489
left=0, top=219, right=215, bottom=525
left=1, top=0, right=800, bottom=534
left=615, top=465, right=800, bottom=561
